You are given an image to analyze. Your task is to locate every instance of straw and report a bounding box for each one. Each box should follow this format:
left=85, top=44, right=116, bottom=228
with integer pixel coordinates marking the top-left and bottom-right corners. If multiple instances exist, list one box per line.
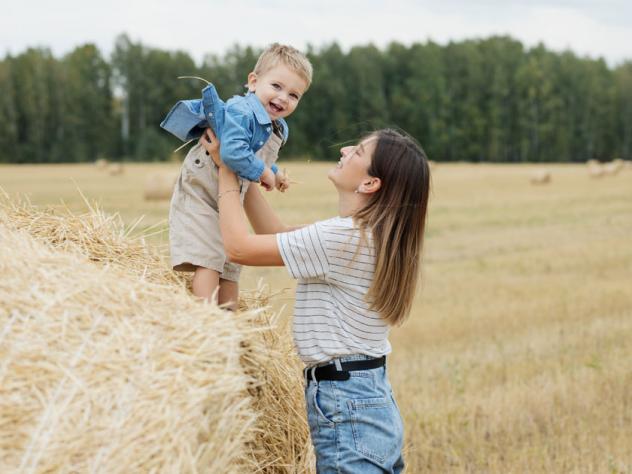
left=0, top=192, right=314, bottom=473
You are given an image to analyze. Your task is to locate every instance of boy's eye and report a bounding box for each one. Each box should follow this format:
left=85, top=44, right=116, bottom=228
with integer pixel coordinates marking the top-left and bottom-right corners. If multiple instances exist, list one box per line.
left=272, top=83, right=281, bottom=90
left=290, top=93, right=299, bottom=100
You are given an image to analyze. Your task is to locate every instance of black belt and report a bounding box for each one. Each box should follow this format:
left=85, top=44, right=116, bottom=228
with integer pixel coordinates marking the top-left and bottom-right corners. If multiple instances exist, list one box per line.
left=305, top=356, right=386, bottom=383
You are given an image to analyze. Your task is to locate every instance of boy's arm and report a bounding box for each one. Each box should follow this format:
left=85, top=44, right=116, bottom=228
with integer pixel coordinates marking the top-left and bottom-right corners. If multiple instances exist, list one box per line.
left=220, top=108, right=270, bottom=183
left=200, top=130, right=300, bottom=233
left=160, top=99, right=207, bottom=142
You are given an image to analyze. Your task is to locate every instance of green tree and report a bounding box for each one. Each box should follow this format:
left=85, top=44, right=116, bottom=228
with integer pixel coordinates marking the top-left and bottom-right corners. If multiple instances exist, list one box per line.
left=60, top=44, right=115, bottom=162
left=0, top=57, right=19, bottom=162
left=9, top=48, right=61, bottom=163
left=614, top=62, right=632, bottom=158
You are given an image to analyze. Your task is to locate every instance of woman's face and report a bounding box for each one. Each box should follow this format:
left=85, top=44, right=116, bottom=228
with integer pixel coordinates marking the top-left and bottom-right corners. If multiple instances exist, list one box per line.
left=328, top=136, right=377, bottom=192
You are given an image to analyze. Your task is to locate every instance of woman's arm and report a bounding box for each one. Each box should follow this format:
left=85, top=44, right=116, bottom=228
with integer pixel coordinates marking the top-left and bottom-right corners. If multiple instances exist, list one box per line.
left=199, top=129, right=284, bottom=266
left=243, top=185, right=305, bottom=234
left=218, top=164, right=284, bottom=266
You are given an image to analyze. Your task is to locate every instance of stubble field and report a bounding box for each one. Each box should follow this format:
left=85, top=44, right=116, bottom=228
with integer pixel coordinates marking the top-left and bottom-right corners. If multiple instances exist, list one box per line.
left=1, top=161, right=631, bottom=473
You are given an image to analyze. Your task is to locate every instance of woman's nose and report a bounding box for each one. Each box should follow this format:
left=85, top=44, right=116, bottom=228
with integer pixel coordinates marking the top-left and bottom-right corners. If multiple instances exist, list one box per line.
left=340, top=146, right=352, bottom=156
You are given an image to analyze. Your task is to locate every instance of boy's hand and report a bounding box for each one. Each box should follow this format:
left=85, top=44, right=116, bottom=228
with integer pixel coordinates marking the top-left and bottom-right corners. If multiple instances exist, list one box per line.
left=259, top=167, right=276, bottom=192
left=275, top=169, right=290, bottom=193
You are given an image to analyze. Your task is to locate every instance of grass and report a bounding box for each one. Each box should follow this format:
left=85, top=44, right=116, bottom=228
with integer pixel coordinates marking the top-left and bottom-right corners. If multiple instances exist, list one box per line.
left=1, top=160, right=631, bottom=473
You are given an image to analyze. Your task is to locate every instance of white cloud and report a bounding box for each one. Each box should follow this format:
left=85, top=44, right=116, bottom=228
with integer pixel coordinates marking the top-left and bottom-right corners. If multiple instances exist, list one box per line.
left=1, top=0, right=630, bottom=66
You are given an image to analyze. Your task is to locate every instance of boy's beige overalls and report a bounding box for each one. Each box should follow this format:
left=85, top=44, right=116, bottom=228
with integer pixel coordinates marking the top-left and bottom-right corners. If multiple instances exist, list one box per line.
left=169, top=132, right=282, bottom=281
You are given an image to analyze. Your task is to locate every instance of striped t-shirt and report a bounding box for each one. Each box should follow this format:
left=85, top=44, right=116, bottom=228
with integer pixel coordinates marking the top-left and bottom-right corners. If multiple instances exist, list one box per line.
left=276, top=216, right=391, bottom=366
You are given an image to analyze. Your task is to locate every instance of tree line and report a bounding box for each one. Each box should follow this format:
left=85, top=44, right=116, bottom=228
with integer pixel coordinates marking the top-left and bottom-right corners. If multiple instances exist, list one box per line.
left=0, top=34, right=630, bottom=163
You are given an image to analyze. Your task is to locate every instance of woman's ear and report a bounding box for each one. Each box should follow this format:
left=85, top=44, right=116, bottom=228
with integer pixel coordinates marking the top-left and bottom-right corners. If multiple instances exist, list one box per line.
left=247, top=72, right=257, bottom=92
left=359, top=177, right=381, bottom=195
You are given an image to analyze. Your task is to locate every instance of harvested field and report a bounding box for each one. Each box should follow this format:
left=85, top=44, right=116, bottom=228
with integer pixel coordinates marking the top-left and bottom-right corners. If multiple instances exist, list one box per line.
left=1, top=161, right=631, bottom=473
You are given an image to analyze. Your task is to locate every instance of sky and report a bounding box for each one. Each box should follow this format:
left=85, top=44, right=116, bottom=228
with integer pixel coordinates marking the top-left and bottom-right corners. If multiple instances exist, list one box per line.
left=2, top=0, right=631, bottom=67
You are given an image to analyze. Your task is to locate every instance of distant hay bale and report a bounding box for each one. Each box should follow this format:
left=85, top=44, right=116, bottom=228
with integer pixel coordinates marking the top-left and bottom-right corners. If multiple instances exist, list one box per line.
left=530, top=169, right=551, bottom=185
left=108, top=163, right=124, bottom=176
left=588, top=163, right=605, bottom=179
left=143, top=171, right=178, bottom=201
left=95, top=158, right=109, bottom=169
left=588, top=159, right=625, bottom=178
left=0, top=194, right=314, bottom=473
left=602, top=159, right=624, bottom=176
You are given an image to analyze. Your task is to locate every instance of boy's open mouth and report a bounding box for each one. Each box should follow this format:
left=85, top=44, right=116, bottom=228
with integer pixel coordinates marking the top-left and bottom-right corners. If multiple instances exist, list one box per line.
left=269, top=102, right=284, bottom=114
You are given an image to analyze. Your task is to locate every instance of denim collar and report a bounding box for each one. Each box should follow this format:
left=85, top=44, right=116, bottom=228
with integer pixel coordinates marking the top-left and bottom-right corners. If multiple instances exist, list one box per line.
left=245, top=92, right=272, bottom=125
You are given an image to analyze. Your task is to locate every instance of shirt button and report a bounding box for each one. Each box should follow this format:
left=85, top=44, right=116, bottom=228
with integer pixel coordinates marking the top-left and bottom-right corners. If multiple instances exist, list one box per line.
left=266, top=127, right=271, bottom=132
left=258, top=141, right=263, bottom=145
left=208, top=112, right=213, bottom=117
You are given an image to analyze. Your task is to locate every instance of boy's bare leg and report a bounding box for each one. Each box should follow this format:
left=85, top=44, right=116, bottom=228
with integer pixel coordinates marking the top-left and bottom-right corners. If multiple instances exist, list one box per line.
left=192, top=267, right=220, bottom=302
left=218, top=279, right=239, bottom=311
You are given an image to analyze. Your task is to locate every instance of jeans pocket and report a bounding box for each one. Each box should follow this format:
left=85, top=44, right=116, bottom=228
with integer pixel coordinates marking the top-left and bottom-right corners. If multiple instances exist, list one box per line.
left=348, top=397, right=401, bottom=464
left=312, top=383, right=336, bottom=426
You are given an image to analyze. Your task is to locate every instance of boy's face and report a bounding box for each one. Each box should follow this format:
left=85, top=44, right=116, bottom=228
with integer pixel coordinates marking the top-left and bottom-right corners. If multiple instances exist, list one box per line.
left=247, top=64, right=308, bottom=121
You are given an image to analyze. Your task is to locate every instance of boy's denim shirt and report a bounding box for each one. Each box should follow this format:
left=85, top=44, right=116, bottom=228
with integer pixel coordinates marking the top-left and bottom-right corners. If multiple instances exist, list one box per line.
left=160, top=84, right=288, bottom=181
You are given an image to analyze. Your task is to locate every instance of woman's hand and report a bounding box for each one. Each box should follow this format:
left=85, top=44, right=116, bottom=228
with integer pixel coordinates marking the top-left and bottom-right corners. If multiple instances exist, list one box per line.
left=199, top=128, right=222, bottom=168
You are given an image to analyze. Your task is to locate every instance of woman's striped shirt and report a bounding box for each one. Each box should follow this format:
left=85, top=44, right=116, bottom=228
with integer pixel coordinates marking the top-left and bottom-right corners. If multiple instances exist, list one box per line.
left=276, top=216, right=391, bottom=366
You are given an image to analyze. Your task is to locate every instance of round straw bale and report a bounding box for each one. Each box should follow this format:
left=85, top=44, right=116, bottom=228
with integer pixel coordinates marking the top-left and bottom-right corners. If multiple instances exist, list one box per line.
left=529, top=169, right=551, bottom=185
left=602, top=160, right=623, bottom=176
left=0, top=194, right=314, bottom=473
left=0, top=224, right=261, bottom=472
left=586, top=159, right=600, bottom=167
left=143, top=171, right=178, bottom=201
left=108, top=163, right=124, bottom=176
left=588, top=163, right=605, bottom=178
left=95, top=158, right=109, bottom=169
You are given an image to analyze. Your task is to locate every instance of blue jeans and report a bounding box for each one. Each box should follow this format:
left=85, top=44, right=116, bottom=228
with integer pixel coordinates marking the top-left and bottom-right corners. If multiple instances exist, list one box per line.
left=305, top=355, right=405, bottom=473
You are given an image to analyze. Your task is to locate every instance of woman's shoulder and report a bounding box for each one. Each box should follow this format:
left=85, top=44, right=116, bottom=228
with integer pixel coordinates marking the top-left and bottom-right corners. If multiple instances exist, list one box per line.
left=314, top=216, right=369, bottom=244
left=314, top=215, right=355, bottom=232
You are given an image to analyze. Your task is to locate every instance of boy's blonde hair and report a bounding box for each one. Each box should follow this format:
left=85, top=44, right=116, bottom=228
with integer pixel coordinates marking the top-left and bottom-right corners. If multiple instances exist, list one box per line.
left=253, top=43, right=313, bottom=90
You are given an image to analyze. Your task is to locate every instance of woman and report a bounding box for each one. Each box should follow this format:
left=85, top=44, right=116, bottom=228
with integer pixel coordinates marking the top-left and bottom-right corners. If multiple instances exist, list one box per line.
left=200, top=126, right=430, bottom=473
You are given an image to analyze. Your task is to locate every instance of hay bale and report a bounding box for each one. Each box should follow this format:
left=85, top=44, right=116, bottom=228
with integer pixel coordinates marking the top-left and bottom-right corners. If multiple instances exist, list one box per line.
left=95, top=158, right=109, bottom=169
left=144, top=171, right=178, bottom=201
left=0, top=194, right=314, bottom=473
left=588, top=163, right=605, bottom=179
left=108, top=163, right=124, bottom=176
left=0, top=225, right=257, bottom=472
left=586, top=159, right=600, bottom=167
left=603, top=159, right=624, bottom=176
left=0, top=194, right=182, bottom=286
left=529, top=169, right=551, bottom=185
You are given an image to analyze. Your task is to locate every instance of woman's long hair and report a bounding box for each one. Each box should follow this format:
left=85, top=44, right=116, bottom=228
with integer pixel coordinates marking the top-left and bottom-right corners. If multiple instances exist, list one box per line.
left=354, top=129, right=431, bottom=326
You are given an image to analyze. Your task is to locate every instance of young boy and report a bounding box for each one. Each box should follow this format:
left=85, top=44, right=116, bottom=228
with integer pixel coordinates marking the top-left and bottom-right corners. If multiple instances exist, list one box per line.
left=160, top=43, right=312, bottom=308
